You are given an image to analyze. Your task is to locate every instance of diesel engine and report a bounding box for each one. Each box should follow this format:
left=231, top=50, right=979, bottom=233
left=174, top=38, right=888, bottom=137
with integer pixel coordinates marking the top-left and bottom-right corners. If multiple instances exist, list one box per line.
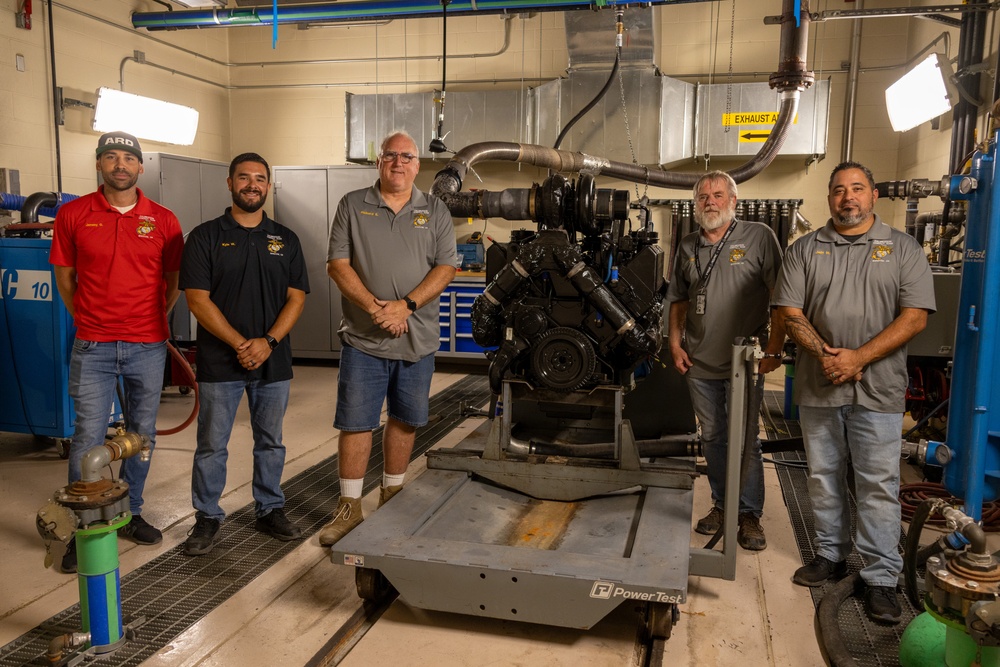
left=471, top=174, right=665, bottom=393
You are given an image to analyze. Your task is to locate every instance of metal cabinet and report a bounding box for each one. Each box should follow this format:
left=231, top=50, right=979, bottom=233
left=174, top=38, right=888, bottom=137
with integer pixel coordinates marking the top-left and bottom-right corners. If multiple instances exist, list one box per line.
left=272, top=166, right=378, bottom=359
left=438, top=277, right=492, bottom=359
left=135, top=153, right=232, bottom=342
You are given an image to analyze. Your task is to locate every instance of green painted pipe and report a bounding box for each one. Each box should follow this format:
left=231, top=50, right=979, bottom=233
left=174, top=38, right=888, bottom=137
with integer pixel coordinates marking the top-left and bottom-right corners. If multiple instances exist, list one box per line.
left=75, top=514, right=130, bottom=653
left=900, top=610, right=1000, bottom=667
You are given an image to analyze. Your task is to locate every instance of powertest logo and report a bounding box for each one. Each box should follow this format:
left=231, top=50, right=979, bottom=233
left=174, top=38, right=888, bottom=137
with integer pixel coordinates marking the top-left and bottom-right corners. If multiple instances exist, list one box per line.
left=589, top=581, right=683, bottom=604
left=591, top=582, right=615, bottom=599
left=966, top=248, right=986, bottom=263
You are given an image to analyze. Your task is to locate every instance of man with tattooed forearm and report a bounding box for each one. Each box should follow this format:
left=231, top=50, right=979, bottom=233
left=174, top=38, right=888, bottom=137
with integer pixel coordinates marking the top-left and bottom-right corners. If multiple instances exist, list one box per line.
left=773, top=161, right=935, bottom=626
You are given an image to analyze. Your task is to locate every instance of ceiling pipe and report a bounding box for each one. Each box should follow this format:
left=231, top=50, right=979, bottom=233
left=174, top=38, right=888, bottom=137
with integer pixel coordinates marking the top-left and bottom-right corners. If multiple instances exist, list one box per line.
left=841, top=0, right=863, bottom=162
left=432, top=0, right=815, bottom=201
left=131, top=0, right=689, bottom=31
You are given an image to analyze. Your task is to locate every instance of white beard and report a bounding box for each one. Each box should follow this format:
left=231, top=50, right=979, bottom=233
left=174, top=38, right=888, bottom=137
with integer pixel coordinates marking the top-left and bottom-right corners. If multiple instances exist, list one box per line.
left=695, top=202, right=736, bottom=232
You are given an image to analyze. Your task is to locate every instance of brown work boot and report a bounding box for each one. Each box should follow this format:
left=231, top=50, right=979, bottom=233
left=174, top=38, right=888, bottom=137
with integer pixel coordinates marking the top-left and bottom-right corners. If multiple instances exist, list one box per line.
left=378, top=484, right=403, bottom=508
left=318, top=496, right=363, bottom=546
left=737, top=512, right=767, bottom=551
left=695, top=506, right=724, bottom=535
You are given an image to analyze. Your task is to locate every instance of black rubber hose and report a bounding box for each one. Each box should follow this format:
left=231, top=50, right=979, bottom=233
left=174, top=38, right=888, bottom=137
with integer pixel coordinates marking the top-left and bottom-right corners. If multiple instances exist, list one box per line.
left=553, top=49, right=621, bottom=150
left=760, top=436, right=804, bottom=453
left=917, top=540, right=946, bottom=567
left=902, top=397, right=949, bottom=440
left=904, top=499, right=936, bottom=608
left=817, top=572, right=862, bottom=667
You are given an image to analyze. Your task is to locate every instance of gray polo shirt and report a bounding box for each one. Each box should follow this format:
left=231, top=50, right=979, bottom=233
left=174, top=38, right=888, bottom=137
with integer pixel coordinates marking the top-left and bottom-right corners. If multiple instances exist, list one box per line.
left=773, top=216, right=936, bottom=412
left=667, top=220, right=782, bottom=379
left=328, top=182, right=457, bottom=362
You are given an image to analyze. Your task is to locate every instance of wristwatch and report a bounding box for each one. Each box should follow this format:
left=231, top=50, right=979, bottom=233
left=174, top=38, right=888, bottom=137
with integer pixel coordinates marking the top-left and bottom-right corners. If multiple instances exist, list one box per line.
left=264, top=334, right=279, bottom=350
left=403, top=296, right=417, bottom=312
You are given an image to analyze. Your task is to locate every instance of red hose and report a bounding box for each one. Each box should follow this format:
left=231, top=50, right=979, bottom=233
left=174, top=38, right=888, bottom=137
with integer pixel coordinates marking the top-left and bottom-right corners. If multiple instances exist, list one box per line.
left=158, top=342, right=199, bottom=436
left=2, top=222, right=54, bottom=234
left=899, top=482, right=1000, bottom=531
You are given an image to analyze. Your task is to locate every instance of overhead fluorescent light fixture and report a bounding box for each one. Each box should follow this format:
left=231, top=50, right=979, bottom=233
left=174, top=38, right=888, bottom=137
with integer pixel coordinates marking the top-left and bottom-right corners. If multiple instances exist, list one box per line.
left=93, top=87, right=199, bottom=146
left=885, top=53, right=956, bottom=132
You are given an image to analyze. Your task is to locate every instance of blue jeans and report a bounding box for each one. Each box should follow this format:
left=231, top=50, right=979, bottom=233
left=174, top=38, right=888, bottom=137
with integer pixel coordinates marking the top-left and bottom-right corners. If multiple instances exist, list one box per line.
left=334, top=345, right=434, bottom=431
left=193, top=379, right=291, bottom=521
left=687, top=377, right=764, bottom=516
left=799, top=405, right=904, bottom=587
left=68, top=339, right=167, bottom=515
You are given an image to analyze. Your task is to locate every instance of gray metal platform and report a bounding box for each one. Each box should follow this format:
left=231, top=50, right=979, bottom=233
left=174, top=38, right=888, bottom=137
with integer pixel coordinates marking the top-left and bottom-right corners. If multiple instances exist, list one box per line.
left=331, top=465, right=692, bottom=630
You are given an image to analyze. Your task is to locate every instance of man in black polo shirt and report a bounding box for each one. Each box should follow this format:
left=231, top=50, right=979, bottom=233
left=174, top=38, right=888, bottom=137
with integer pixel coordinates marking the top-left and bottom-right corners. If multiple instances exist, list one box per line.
left=179, top=152, right=309, bottom=556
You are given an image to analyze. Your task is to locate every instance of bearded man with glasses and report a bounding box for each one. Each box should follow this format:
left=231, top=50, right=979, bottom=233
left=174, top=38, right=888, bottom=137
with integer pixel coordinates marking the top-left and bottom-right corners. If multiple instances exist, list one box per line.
left=319, top=131, right=458, bottom=546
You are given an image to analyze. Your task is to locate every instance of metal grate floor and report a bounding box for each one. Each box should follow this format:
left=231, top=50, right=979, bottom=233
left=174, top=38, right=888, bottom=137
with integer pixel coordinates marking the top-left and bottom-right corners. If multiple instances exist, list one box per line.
left=0, top=374, right=491, bottom=667
left=765, top=390, right=918, bottom=667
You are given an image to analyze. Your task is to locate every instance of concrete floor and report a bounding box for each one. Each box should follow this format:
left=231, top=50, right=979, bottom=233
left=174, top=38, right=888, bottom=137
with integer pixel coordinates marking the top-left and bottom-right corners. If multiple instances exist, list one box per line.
left=0, top=364, right=825, bottom=666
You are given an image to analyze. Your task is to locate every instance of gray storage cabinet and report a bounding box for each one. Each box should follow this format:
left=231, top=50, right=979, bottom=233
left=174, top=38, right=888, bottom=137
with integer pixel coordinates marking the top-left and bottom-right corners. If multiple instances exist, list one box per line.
left=273, top=166, right=378, bottom=359
left=134, top=153, right=232, bottom=342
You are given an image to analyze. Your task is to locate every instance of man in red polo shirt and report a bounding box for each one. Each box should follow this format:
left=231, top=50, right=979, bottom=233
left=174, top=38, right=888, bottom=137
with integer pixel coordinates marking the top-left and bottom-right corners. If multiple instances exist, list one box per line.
left=50, top=131, right=184, bottom=573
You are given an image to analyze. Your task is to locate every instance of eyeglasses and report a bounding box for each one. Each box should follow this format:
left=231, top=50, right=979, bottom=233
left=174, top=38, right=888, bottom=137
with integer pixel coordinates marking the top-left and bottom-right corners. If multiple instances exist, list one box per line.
left=380, top=151, right=417, bottom=164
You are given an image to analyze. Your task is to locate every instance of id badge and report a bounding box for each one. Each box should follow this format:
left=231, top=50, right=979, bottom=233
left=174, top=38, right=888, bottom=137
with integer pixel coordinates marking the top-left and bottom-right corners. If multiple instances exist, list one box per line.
left=695, top=292, right=706, bottom=315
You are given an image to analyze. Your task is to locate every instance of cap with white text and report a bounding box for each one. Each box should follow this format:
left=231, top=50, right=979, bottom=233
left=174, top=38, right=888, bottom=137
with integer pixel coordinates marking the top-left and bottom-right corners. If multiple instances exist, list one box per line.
left=95, top=131, right=143, bottom=163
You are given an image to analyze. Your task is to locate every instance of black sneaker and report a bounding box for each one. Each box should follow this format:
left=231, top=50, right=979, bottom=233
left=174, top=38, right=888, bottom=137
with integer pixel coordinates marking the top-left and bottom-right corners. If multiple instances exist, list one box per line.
left=61, top=538, right=77, bottom=574
left=695, top=507, right=724, bottom=535
left=255, top=508, right=302, bottom=541
left=792, top=555, right=848, bottom=587
left=184, top=517, right=222, bottom=556
left=119, top=514, right=163, bottom=545
left=865, top=585, right=902, bottom=624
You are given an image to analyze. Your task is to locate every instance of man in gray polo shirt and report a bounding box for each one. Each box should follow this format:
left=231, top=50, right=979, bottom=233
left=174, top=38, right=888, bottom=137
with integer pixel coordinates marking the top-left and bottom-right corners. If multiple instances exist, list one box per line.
left=775, top=161, right=935, bottom=624
left=319, top=131, right=457, bottom=546
left=667, top=170, right=785, bottom=551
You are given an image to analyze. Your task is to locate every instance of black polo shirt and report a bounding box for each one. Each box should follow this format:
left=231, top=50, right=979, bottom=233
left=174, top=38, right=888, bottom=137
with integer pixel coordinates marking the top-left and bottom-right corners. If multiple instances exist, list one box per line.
left=179, top=209, right=309, bottom=383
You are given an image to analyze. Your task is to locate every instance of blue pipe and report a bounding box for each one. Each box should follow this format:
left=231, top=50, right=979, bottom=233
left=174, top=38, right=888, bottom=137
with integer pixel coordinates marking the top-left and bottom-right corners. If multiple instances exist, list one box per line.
left=944, top=128, right=1000, bottom=515
left=1, top=192, right=78, bottom=219
left=132, top=0, right=686, bottom=31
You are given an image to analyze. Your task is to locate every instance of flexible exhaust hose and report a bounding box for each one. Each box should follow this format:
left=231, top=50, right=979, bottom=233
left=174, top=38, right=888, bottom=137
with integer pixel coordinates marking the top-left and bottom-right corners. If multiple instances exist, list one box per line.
left=432, top=95, right=802, bottom=205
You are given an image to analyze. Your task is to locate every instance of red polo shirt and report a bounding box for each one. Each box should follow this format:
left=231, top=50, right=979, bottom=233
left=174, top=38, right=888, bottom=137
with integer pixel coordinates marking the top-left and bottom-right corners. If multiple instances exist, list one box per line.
left=49, top=186, right=184, bottom=342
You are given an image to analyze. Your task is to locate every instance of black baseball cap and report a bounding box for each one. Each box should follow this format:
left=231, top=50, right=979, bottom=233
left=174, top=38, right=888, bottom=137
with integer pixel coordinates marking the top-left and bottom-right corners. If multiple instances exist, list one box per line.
left=95, top=131, right=143, bottom=163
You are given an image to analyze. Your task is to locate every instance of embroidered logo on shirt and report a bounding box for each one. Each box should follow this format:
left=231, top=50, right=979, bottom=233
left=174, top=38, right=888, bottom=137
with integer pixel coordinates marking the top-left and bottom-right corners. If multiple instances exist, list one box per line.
left=267, top=235, right=284, bottom=255
left=729, top=247, right=746, bottom=263
left=136, top=218, right=156, bottom=237
left=871, top=244, right=893, bottom=262
left=413, top=210, right=430, bottom=227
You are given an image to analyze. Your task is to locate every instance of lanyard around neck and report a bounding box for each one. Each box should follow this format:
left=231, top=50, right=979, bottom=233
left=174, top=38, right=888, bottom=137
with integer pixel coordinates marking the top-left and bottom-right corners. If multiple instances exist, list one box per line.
left=694, top=220, right=737, bottom=292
